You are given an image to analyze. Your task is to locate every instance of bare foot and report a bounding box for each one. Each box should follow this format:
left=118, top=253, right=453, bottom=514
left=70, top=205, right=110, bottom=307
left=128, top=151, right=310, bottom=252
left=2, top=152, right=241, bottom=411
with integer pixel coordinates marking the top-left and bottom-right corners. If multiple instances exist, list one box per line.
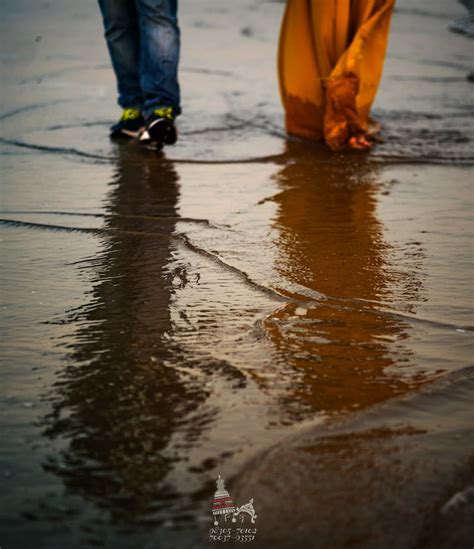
left=348, top=135, right=372, bottom=150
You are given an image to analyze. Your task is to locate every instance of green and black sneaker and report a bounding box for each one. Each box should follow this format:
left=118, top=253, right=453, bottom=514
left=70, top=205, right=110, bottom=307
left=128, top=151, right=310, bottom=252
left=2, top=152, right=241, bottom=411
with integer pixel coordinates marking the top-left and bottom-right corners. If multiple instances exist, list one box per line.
left=110, top=108, right=145, bottom=139
left=139, top=107, right=178, bottom=147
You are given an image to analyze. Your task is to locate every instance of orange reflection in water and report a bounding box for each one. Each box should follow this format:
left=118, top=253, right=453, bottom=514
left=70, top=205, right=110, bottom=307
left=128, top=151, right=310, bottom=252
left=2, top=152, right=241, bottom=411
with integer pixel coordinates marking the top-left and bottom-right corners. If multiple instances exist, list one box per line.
left=262, top=143, right=427, bottom=414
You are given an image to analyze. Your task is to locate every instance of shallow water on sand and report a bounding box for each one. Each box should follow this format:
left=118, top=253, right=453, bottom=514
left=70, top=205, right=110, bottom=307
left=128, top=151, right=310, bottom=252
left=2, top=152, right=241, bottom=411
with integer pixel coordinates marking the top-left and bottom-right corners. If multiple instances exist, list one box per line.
left=1, top=0, right=473, bottom=548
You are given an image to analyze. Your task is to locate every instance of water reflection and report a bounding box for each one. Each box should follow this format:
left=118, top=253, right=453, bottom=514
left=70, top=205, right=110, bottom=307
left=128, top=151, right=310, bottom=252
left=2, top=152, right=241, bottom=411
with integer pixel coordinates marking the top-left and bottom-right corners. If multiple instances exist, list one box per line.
left=43, top=145, right=212, bottom=526
left=40, top=141, right=430, bottom=531
left=263, top=143, right=426, bottom=414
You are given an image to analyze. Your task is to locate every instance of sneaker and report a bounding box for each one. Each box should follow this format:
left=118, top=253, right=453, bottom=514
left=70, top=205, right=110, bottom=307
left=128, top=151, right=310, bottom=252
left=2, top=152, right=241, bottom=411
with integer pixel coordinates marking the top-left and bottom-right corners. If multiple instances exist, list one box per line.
left=139, top=107, right=178, bottom=147
left=110, top=108, right=145, bottom=139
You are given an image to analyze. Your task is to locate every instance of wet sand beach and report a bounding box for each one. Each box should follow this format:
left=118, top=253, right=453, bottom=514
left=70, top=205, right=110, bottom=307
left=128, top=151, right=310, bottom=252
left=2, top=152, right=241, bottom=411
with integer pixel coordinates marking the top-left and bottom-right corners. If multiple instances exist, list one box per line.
left=0, top=1, right=473, bottom=548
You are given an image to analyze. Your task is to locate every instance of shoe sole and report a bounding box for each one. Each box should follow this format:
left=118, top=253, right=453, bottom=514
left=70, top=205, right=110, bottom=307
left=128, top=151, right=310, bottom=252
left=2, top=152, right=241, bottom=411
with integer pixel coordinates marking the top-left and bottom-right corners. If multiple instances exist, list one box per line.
left=146, top=118, right=178, bottom=145
left=110, top=127, right=144, bottom=139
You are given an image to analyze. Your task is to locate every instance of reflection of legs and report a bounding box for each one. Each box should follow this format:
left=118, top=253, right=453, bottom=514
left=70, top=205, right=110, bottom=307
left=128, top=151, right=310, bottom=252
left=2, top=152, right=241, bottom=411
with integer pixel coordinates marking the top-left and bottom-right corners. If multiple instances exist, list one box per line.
left=98, top=0, right=143, bottom=109
left=136, top=0, right=181, bottom=118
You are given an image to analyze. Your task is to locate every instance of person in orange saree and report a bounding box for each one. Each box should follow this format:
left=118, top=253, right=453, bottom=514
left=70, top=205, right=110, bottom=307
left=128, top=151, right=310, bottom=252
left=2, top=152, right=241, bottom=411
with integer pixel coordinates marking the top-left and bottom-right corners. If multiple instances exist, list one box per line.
left=278, top=0, right=395, bottom=151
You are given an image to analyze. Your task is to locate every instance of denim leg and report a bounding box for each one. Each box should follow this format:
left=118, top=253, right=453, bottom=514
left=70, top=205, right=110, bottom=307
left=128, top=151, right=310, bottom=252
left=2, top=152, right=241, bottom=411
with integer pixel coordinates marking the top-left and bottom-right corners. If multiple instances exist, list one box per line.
left=135, top=0, right=181, bottom=118
left=98, top=0, right=144, bottom=109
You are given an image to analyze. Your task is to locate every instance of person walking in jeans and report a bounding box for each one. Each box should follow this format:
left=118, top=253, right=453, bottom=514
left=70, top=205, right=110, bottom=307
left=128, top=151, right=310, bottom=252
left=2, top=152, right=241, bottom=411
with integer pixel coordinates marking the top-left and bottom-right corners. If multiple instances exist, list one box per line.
left=98, top=0, right=180, bottom=147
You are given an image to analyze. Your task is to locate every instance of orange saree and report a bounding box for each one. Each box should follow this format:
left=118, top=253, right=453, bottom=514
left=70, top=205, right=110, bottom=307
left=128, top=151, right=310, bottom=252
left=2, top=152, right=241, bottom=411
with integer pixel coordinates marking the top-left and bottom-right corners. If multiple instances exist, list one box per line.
left=278, top=0, right=395, bottom=150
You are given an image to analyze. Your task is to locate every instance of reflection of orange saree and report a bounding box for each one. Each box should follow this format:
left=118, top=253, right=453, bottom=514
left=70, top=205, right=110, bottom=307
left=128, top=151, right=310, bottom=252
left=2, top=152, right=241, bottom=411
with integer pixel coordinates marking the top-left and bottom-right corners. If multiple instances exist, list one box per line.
left=278, top=0, right=395, bottom=150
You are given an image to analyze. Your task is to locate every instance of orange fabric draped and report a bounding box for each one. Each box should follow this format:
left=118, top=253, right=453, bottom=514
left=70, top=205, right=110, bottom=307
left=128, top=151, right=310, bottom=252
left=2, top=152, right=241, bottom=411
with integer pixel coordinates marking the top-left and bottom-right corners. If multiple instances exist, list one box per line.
left=278, top=0, right=395, bottom=150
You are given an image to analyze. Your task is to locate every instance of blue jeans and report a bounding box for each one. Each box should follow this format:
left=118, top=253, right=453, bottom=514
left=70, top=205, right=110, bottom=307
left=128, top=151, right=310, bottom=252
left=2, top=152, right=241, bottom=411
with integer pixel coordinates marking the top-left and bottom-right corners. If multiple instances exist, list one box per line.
left=98, top=0, right=181, bottom=118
